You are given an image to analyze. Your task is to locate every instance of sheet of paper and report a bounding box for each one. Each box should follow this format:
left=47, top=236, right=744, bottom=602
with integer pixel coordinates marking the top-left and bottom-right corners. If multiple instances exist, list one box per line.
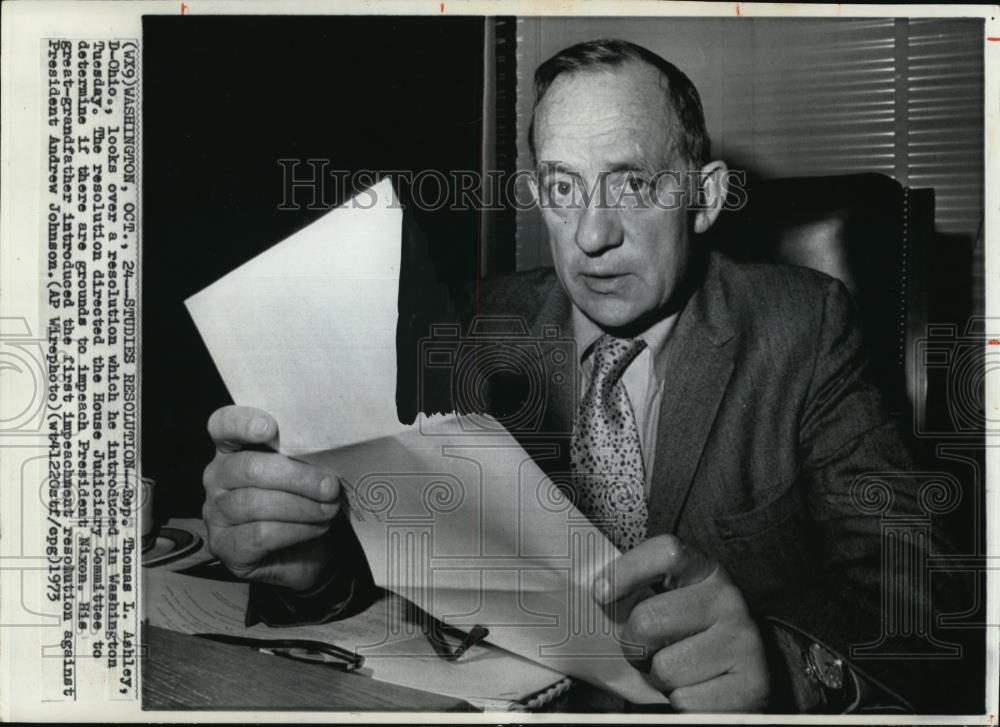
left=185, top=178, right=409, bottom=454
left=144, top=569, right=566, bottom=705
left=307, top=414, right=667, bottom=705
left=184, top=180, right=667, bottom=704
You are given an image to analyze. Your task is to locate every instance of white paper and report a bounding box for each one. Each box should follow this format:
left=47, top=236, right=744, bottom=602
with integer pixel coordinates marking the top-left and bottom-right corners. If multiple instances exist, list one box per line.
left=185, top=179, right=409, bottom=454
left=185, top=181, right=667, bottom=704
left=308, top=415, right=666, bottom=704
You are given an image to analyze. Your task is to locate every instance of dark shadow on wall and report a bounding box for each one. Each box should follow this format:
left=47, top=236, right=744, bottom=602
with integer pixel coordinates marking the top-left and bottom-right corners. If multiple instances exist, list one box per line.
left=142, top=16, right=487, bottom=519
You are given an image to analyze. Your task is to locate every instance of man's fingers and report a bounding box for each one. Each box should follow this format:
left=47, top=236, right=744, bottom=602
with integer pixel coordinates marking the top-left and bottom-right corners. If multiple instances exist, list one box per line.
left=206, top=450, right=340, bottom=502
left=646, top=626, right=737, bottom=693
left=207, top=520, right=332, bottom=568
left=619, top=581, right=722, bottom=668
left=594, top=534, right=716, bottom=605
left=668, top=671, right=770, bottom=713
left=208, top=406, right=278, bottom=452
left=208, top=487, right=340, bottom=526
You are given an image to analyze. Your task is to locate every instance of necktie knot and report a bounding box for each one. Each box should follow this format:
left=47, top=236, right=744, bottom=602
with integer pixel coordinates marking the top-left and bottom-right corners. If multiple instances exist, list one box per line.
left=590, top=334, right=647, bottom=391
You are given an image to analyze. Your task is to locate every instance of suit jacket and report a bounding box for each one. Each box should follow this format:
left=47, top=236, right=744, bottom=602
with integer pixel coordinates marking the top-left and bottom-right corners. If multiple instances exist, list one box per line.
left=250, top=251, right=976, bottom=713
left=470, top=251, right=972, bottom=712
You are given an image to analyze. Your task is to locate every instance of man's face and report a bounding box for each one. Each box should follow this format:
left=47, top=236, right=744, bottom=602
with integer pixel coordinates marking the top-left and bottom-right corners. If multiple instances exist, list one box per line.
left=532, top=63, right=700, bottom=331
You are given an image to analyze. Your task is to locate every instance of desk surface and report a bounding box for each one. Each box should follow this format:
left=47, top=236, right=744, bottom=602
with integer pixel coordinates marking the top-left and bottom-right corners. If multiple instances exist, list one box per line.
left=142, top=625, right=474, bottom=712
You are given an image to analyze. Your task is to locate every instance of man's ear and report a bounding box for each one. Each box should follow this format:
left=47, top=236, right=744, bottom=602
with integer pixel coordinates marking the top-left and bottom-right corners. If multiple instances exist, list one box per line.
left=527, top=172, right=541, bottom=208
left=692, top=160, right=729, bottom=235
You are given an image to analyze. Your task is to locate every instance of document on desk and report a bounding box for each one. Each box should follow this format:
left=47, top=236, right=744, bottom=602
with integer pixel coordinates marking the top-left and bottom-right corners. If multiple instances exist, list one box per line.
left=185, top=179, right=667, bottom=705
left=144, top=569, right=568, bottom=709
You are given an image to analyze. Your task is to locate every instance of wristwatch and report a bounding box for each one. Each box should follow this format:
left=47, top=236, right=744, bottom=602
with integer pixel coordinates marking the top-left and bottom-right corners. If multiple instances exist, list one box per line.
left=802, top=642, right=856, bottom=712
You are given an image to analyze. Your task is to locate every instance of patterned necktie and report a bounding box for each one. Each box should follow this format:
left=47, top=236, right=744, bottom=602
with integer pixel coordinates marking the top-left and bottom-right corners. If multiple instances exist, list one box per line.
left=570, top=334, right=649, bottom=551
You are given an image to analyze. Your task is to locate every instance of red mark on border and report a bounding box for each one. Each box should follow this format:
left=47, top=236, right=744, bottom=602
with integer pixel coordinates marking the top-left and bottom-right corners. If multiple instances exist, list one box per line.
left=180, top=2, right=188, bottom=14
left=735, top=4, right=741, bottom=16
left=988, top=36, right=1000, bottom=41
left=988, top=338, right=1000, bottom=346
left=440, top=2, right=445, bottom=11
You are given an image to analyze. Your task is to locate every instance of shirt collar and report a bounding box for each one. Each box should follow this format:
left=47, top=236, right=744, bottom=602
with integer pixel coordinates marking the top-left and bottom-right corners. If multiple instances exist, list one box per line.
left=572, top=305, right=678, bottom=381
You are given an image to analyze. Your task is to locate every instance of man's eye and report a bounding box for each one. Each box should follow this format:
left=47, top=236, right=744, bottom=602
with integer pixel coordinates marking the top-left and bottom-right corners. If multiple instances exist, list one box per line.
left=546, top=180, right=575, bottom=205
left=626, top=175, right=649, bottom=192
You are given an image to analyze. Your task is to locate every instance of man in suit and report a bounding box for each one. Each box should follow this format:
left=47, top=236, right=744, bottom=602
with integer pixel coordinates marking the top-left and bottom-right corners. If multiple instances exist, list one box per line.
left=200, top=39, right=969, bottom=712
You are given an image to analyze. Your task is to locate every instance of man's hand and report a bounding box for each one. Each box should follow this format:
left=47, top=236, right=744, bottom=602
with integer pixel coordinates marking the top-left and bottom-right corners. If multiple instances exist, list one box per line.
left=593, top=535, right=770, bottom=712
left=202, top=405, right=340, bottom=592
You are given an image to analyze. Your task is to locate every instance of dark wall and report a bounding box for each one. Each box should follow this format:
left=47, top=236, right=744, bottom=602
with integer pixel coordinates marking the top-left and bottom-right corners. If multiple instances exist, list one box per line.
left=142, top=16, right=486, bottom=518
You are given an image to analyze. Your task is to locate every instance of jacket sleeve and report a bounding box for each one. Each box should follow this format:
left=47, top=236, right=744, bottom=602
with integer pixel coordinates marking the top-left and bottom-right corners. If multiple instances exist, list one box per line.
left=758, top=279, right=978, bottom=713
left=245, top=510, right=378, bottom=626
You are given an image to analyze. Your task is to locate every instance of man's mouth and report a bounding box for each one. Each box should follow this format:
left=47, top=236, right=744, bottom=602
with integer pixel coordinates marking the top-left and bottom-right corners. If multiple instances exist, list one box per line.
left=581, top=272, right=629, bottom=294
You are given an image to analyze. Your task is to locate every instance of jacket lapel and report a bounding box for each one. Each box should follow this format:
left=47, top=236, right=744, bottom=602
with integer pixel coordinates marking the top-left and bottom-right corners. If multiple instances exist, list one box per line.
left=516, top=258, right=736, bottom=532
left=648, top=255, right=736, bottom=536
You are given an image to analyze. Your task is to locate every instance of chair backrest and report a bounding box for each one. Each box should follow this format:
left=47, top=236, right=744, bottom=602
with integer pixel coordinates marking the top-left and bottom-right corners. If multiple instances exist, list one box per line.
left=708, top=172, right=934, bottom=417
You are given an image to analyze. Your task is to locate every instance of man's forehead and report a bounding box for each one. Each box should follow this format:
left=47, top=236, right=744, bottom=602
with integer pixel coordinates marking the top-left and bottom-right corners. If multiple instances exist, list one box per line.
left=534, top=63, right=675, bottom=165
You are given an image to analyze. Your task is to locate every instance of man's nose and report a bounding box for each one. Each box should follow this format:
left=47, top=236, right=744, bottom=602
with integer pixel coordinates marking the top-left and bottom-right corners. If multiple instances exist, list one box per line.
left=575, top=203, right=624, bottom=256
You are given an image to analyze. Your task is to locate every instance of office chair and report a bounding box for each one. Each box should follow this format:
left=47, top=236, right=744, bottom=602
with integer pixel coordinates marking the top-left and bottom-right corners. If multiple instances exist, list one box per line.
left=709, top=172, right=935, bottom=420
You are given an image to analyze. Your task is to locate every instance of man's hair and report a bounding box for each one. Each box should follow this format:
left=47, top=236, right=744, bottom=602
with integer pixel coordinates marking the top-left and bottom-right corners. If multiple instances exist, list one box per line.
left=528, top=38, right=711, bottom=169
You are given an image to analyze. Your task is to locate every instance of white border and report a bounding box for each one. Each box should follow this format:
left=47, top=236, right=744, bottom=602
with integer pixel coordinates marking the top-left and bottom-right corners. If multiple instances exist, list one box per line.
left=1, top=1, right=996, bottom=723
